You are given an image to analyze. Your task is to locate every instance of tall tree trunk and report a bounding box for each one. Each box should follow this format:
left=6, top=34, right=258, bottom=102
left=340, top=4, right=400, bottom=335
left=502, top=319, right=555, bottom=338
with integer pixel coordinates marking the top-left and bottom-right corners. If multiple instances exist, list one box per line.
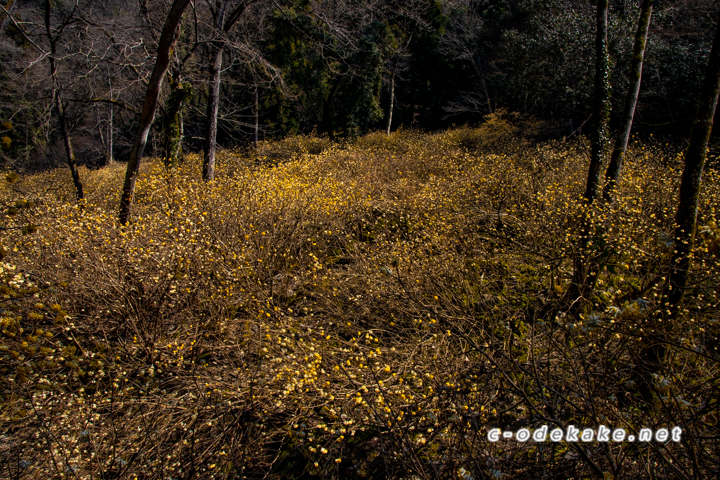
left=630, top=11, right=720, bottom=405
left=473, top=52, right=492, bottom=114
left=201, top=0, right=255, bottom=180
left=254, top=86, right=259, bottom=147
left=386, top=65, right=396, bottom=137
left=668, top=11, right=720, bottom=307
left=45, top=0, right=82, bottom=200
left=604, top=0, right=654, bottom=201
left=584, top=0, right=611, bottom=203
left=24, top=120, right=29, bottom=164
left=108, top=72, right=114, bottom=164
left=202, top=43, right=223, bottom=181
left=323, top=76, right=342, bottom=142
left=179, top=111, right=184, bottom=159
left=54, top=88, right=83, bottom=200
left=94, top=102, right=106, bottom=152
left=565, top=0, right=611, bottom=312
left=108, top=102, right=114, bottom=164
left=119, top=0, right=191, bottom=225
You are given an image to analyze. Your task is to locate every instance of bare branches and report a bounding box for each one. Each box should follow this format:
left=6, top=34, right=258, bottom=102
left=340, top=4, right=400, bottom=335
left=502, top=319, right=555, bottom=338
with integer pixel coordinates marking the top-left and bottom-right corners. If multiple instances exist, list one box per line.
left=65, top=97, right=140, bottom=114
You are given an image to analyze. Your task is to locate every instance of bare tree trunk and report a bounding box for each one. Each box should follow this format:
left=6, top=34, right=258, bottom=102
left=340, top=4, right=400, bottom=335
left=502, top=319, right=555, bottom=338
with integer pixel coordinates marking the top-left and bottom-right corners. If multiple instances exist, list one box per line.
left=179, top=111, right=184, bottom=160
left=473, top=53, right=492, bottom=114
left=119, top=0, right=191, bottom=225
left=201, top=0, right=256, bottom=181
left=45, top=0, right=83, bottom=200
left=603, top=0, right=654, bottom=201
left=202, top=43, right=223, bottom=181
left=108, top=102, right=113, bottom=164
left=386, top=65, right=396, bottom=137
left=668, top=11, right=720, bottom=306
left=24, top=121, right=29, bottom=164
left=94, top=102, right=106, bottom=153
left=323, top=75, right=343, bottom=142
left=254, top=86, right=259, bottom=147
left=630, top=9, right=720, bottom=405
left=584, top=0, right=611, bottom=203
left=54, top=88, right=83, bottom=200
left=108, top=72, right=113, bottom=164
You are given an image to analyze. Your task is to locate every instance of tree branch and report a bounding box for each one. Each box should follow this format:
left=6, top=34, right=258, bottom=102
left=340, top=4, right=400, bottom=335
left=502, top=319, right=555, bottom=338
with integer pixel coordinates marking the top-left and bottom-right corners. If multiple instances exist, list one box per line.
left=66, top=98, right=140, bottom=114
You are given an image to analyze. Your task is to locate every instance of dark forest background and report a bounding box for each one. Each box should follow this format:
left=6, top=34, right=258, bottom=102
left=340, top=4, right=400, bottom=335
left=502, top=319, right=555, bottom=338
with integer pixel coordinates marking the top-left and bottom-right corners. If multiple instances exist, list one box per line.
left=1, top=0, right=718, bottom=171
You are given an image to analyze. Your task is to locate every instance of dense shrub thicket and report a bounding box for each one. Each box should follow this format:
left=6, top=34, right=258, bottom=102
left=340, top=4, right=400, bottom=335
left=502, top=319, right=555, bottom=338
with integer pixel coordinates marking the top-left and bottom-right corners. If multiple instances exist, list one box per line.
left=0, top=129, right=719, bottom=478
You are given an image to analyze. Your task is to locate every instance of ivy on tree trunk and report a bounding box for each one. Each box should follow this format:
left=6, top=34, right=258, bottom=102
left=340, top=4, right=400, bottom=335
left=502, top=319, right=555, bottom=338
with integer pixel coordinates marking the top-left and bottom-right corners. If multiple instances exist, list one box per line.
left=565, top=0, right=612, bottom=313
left=584, top=0, right=611, bottom=203
left=604, top=0, right=654, bottom=201
left=162, top=80, right=193, bottom=169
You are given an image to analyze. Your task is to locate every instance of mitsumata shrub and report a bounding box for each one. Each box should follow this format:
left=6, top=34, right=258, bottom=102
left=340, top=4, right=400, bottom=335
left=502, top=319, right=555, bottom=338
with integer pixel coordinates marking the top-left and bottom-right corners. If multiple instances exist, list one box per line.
left=0, top=130, right=718, bottom=478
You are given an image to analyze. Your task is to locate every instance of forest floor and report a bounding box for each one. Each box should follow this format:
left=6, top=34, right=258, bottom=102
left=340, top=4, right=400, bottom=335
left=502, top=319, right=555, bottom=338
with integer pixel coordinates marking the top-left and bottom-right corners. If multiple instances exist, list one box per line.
left=1, top=126, right=719, bottom=479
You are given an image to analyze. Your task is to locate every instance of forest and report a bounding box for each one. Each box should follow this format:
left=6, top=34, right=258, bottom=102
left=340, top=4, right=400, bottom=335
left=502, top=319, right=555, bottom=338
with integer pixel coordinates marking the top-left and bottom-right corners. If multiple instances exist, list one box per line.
left=1, top=0, right=719, bottom=478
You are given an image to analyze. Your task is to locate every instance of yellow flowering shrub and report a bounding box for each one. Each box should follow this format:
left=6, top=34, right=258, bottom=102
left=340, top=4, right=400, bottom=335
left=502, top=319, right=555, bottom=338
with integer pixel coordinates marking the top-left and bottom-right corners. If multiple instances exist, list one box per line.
left=0, top=130, right=717, bottom=478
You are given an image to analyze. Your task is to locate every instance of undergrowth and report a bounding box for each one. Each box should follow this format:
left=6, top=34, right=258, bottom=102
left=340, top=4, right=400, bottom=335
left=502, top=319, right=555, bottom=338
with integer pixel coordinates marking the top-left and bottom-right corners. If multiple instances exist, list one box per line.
left=0, top=128, right=718, bottom=479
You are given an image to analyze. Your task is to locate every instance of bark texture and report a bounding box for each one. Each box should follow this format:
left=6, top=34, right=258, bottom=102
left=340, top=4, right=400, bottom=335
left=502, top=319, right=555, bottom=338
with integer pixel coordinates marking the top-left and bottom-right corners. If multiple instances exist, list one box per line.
left=119, top=0, right=191, bottom=224
left=604, top=0, right=654, bottom=201
left=631, top=10, right=720, bottom=404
